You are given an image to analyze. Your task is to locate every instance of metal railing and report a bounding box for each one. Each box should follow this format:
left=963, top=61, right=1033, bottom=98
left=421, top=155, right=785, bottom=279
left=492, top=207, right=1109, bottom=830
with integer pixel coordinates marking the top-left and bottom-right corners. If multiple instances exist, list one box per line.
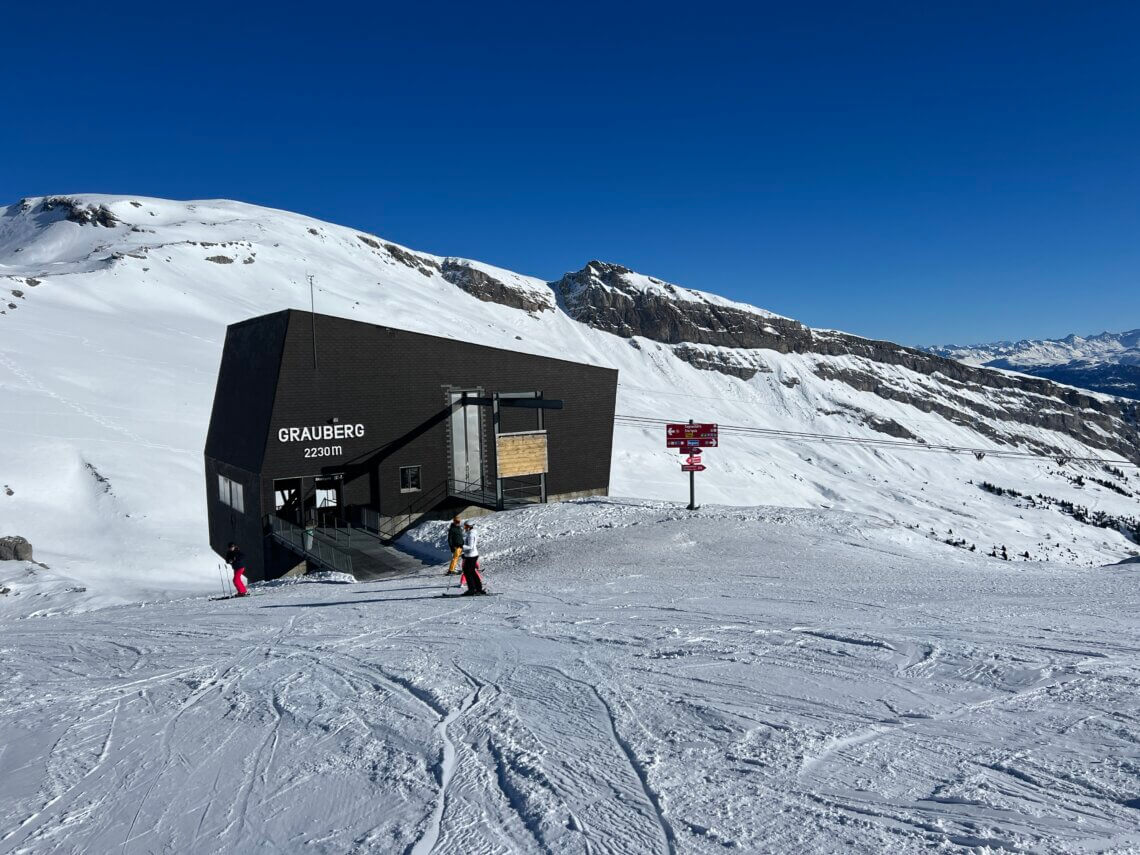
left=360, top=481, right=452, bottom=542
left=317, top=515, right=355, bottom=546
left=447, top=478, right=497, bottom=508
left=266, top=514, right=354, bottom=575
left=450, top=476, right=543, bottom=509
left=500, top=478, right=543, bottom=506
left=344, top=474, right=545, bottom=546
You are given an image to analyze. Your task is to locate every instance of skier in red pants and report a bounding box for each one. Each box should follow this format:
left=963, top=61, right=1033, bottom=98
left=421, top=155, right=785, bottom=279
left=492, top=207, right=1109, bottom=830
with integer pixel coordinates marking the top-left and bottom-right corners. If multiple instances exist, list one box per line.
left=460, top=522, right=485, bottom=595
left=225, top=542, right=249, bottom=597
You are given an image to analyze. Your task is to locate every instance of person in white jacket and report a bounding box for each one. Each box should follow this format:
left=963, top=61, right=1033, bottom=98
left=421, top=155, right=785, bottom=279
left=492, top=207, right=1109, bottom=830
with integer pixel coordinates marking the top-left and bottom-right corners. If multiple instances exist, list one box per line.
left=460, top=521, right=485, bottom=595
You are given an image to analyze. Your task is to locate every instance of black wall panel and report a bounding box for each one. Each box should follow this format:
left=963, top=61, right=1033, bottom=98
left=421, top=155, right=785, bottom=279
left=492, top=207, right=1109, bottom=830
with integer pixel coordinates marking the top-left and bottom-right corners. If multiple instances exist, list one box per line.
left=205, top=309, right=618, bottom=579
left=204, top=313, right=288, bottom=472
left=203, top=458, right=266, bottom=581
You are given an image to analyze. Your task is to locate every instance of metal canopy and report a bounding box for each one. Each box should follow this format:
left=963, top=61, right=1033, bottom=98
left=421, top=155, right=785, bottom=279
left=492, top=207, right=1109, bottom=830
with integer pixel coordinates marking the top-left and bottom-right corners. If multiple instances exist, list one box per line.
left=460, top=395, right=564, bottom=410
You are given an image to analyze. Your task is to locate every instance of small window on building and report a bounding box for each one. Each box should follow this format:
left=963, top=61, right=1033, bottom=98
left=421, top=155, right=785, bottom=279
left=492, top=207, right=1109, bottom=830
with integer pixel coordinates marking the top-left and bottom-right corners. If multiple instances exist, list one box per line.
left=400, top=465, right=422, bottom=493
left=218, top=474, right=245, bottom=514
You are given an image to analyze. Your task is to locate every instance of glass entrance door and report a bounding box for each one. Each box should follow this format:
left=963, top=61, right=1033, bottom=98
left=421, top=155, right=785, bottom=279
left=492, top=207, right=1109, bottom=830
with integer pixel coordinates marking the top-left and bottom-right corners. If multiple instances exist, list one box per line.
left=449, top=392, right=483, bottom=493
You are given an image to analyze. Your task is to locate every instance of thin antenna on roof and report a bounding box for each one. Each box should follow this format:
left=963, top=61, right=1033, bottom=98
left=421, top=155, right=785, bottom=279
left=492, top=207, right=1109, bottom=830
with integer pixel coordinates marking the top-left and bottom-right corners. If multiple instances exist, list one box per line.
left=308, top=274, right=318, bottom=370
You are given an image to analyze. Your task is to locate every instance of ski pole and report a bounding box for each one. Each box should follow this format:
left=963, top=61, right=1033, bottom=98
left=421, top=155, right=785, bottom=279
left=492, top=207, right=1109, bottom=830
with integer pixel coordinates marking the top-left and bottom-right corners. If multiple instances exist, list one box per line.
left=220, top=561, right=231, bottom=596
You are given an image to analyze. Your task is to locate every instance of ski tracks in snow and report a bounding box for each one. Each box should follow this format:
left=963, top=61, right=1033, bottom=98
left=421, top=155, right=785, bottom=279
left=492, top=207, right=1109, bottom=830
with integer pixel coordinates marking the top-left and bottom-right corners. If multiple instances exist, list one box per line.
left=3, top=503, right=1140, bottom=854
left=546, top=665, right=677, bottom=855
left=405, top=680, right=481, bottom=855
left=371, top=631, right=678, bottom=855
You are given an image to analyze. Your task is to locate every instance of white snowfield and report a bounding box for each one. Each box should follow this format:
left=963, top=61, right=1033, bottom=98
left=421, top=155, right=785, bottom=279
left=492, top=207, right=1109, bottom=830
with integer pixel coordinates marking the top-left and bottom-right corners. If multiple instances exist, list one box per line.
left=0, top=193, right=1138, bottom=619
left=1, top=501, right=1138, bottom=854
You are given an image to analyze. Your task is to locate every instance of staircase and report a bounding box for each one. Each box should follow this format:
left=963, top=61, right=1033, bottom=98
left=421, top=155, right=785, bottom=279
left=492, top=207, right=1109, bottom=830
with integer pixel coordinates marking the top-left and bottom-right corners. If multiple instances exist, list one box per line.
left=314, top=523, right=434, bottom=580
left=266, top=515, right=355, bottom=575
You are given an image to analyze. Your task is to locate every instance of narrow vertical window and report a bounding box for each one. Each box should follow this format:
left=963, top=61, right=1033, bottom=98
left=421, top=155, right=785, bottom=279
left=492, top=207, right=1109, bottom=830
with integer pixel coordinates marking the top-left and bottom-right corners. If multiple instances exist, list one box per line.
left=217, top=474, right=245, bottom=513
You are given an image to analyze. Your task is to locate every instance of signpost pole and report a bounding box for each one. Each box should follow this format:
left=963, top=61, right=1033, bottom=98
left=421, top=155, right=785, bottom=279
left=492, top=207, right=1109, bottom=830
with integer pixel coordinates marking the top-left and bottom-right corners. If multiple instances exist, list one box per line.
left=667, top=418, right=713, bottom=511
left=687, top=419, right=698, bottom=510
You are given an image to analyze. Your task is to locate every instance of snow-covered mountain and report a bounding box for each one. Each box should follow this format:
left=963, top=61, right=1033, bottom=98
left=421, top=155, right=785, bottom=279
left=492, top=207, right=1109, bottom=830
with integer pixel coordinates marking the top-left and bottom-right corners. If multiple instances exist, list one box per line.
left=1, top=194, right=1138, bottom=611
left=928, top=330, right=1140, bottom=400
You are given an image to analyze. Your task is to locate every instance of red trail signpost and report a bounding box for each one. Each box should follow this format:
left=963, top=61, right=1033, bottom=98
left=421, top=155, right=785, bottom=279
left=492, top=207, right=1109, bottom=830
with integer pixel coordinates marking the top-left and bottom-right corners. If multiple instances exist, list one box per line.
left=667, top=420, right=717, bottom=509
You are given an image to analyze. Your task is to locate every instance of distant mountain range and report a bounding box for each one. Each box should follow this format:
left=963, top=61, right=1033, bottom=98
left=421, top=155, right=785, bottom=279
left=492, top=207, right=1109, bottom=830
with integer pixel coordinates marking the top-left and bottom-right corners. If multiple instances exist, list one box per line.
left=927, top=330, right=1140, bottom=400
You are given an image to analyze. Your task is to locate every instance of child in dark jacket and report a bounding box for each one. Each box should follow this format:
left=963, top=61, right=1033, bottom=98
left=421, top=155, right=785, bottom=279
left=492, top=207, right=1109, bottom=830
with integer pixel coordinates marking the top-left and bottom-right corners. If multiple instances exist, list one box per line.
left=446, top=517, right=464, bottom=575
left=225, top=543, right=249, bottom=597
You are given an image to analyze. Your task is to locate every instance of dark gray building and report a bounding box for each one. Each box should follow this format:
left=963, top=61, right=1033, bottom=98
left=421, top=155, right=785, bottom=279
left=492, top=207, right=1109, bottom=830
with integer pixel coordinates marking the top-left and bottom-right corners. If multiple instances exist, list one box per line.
left=204, top=309, right=618, bottom=580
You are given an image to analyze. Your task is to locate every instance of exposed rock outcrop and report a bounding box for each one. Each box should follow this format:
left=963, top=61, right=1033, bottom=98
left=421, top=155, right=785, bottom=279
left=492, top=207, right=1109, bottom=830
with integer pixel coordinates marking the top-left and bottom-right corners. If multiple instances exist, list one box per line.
left=670, top=343, right=770, bottom=380
left=383, top=243, right=440, bottom=278
left=0, top=535, right=33, bottom=561
left=441, top=260, right=553, bottom=314
left=41, top=196, right=120, bottom=227
left=820, top=404, right=920, bottom=440
left=554, top=261, right=812, bottom=351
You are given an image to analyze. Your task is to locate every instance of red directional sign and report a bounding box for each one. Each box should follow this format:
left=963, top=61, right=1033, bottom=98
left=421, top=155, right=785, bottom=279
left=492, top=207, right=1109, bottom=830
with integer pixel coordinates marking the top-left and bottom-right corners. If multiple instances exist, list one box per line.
left=668, top=437, right=718, bottom=449
left=670, top=437, right=715, bottom=451
left=669, top=423, right=715, bottom=510
left=667, top=423, right=718, bottom=438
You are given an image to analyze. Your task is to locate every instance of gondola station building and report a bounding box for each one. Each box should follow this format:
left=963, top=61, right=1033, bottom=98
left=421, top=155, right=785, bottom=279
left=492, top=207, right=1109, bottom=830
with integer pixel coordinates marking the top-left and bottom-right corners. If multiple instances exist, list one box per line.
left=204, top=310, right=618, bottom=580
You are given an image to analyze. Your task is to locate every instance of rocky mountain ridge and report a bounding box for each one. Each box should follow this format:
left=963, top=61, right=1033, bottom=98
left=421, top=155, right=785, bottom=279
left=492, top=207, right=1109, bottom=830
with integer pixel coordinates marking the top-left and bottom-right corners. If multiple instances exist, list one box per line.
left=377, top=248, right=1140, bottom=462
left=7, top=197, right=1137, bottom=469
left=2, top=193, right=1138, bottom=583
left=523, top=260, right=1138, bottom=463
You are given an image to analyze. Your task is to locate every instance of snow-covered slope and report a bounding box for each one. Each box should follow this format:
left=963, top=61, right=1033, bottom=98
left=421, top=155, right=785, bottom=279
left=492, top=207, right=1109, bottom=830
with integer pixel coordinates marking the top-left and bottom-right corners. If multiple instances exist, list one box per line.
left=1, top=194, right=1139, bottom=612
left=2, top=501, right=1138, bottom=854
left=929, top=330, right=1140, bottom=400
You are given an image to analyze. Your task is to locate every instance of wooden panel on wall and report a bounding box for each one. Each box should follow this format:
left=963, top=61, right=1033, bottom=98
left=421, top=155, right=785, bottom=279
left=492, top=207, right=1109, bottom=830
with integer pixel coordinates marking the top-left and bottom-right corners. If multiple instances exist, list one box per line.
left=496, top=431, right=549, bottom=478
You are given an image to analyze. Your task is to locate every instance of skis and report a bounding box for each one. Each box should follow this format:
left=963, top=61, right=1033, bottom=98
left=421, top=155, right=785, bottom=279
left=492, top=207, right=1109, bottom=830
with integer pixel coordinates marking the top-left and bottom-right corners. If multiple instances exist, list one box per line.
left=439, top=592, right=497, bottom=598
left=210, top=593, right=252, bottom=601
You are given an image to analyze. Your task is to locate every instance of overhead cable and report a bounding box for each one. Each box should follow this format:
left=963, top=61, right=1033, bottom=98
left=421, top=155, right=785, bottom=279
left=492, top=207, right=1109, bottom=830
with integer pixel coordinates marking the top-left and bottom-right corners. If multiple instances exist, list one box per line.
left=612, top=412, right=1139, bottom=469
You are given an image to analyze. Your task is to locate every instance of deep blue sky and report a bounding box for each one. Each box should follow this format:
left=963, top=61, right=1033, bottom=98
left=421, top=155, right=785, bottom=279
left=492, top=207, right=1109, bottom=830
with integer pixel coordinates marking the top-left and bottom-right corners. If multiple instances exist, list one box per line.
left=5, top=2, right=1139, bottom=345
